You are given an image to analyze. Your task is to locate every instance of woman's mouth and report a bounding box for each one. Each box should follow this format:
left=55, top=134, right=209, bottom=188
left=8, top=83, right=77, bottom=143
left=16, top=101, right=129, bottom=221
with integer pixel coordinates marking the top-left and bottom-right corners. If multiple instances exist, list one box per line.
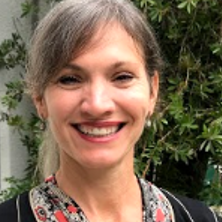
left=73, top=123, right=125, bottom=137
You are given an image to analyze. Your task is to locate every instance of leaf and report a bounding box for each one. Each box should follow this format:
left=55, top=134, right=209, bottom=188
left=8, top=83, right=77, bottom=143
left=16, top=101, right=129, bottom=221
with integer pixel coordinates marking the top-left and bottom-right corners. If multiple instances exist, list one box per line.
left=200, top=140, right=207, bottom=151
left=187, top=3, right=191, bottom=14
left=205, top=141, right=212, bottom=152
left=161, top=119, right=168, bottom=125
left=177, top=1, right=188, bottom=9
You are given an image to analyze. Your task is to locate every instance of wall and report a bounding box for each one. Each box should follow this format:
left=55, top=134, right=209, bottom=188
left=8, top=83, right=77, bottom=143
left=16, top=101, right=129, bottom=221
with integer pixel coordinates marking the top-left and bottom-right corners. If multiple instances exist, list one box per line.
left=0, top=0, right=30, bottom=190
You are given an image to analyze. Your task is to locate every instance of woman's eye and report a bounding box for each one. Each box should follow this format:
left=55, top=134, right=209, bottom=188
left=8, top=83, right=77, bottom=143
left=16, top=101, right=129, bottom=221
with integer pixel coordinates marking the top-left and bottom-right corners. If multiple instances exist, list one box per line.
left=54, top=75, right=82, bottom=89
left=114, top=73, right=134, bottom=82
left=57, top=75, right=81, bottom=85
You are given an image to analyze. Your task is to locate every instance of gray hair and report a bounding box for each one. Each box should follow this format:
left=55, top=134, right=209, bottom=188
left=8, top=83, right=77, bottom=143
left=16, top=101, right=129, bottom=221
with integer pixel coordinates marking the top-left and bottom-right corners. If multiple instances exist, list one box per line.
left=26, top=0, right=162, bottom=179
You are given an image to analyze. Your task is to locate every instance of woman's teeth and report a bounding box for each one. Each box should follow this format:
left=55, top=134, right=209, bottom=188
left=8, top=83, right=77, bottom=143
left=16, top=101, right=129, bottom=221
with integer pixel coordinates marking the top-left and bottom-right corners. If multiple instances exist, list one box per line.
left=77, top=125, right=119, bottom=137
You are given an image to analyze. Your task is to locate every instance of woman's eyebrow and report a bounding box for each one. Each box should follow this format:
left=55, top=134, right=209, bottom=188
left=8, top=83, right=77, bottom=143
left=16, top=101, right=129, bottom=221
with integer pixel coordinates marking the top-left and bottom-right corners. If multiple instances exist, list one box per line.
left=109, top=61, right=132, bottom=70
left=63, top=63, right=84, bottom=71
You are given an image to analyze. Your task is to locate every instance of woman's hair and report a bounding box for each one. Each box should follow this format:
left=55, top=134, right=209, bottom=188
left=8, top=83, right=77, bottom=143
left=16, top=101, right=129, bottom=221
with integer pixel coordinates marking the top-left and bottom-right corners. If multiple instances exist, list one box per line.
left=26, top=0, right=163, bottom=179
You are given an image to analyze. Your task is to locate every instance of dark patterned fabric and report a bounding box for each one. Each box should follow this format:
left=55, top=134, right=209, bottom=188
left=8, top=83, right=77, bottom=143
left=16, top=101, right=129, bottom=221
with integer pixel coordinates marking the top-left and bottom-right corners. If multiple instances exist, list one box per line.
left=30, top=175, right=174, bottom=222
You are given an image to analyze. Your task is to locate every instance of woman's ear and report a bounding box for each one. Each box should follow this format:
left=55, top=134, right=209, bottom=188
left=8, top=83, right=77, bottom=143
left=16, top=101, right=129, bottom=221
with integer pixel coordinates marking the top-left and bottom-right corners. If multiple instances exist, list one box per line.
left=32, top=95, right=48, bottom=119
left=147, top=70, right=159, bottom=116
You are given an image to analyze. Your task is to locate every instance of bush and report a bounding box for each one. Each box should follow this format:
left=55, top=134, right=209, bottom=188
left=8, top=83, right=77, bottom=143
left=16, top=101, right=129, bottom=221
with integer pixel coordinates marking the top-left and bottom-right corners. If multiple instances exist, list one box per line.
left=134, top=0, right=222, bottom=201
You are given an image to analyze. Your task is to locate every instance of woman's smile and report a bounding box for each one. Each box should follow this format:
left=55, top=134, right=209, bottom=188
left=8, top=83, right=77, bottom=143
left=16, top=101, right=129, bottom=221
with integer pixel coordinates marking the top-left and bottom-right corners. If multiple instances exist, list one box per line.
left=73, top=122, right=125, bottom=138
left=72, top=122, right=125, bottom=143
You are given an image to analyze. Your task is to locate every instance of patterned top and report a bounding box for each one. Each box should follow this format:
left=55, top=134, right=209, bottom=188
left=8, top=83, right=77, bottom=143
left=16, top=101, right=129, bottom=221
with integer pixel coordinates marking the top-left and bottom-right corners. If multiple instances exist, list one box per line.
left=29, top=175, right=174, bottom=222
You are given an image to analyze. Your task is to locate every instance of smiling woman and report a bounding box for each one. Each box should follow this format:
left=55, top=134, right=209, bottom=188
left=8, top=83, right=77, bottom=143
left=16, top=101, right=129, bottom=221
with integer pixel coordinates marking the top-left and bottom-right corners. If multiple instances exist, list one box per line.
left=0, top=0, right=221, bottom=222
left=27, top=0, right=162, bottom=179
left=36, top=22, right=156, bottom=171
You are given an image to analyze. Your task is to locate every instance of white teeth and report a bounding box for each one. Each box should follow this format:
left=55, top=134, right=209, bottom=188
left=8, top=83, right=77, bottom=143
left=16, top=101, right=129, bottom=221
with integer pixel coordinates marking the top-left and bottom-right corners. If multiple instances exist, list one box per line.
left=78, top=125, right=119, bottom=137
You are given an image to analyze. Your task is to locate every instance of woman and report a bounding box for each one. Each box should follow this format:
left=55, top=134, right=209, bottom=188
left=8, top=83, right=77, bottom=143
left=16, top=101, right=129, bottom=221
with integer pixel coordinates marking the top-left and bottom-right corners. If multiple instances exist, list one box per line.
left=0, top=0, right=221, bottom=221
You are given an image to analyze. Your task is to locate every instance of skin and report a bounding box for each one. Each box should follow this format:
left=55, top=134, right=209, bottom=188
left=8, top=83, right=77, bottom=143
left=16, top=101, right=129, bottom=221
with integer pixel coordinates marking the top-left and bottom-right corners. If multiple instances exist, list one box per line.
left=34, top=23, right=159, bottom=222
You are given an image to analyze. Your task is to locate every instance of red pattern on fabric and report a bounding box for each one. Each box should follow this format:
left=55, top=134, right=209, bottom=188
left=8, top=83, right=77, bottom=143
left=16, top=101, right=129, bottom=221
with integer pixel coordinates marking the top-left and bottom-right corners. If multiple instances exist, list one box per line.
left=67, top=205, right=78, bottom=213
left=45, top=175, right=54, bottom=182
left=35, top=206, right=47, bottom=221
left=159, top=194, right=164, bottom=201
left=55, top=210, right=69, bottom=222
left=31, top=175, right=174, bottom=222
left=156, top=208, right=165, bottom=222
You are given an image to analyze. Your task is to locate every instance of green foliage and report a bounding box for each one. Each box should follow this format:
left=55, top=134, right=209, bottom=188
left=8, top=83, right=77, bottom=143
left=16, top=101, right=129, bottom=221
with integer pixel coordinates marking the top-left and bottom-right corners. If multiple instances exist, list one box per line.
left=0, top=177, right=32, bottom=203
left=1, top=81, right=24, bottom=110
left=134, top=0, right=222, bottom=202
left=199, top=165, right=222, bottom=206
left=0, top=33, right=26, bottom=69
left=21, top=2, right=39, bottom=18
left=0, top=79, right=42, bottom=201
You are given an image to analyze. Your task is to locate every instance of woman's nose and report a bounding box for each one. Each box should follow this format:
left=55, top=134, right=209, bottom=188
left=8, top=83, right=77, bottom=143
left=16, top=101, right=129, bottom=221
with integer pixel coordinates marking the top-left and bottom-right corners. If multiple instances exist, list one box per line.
left=80, top=82, right=115, bottom=119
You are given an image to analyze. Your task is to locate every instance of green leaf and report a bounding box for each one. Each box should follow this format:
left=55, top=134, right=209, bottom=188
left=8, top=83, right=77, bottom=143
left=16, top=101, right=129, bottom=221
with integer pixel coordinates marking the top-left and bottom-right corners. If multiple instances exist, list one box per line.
left=177, top=1, right=188, bottom=9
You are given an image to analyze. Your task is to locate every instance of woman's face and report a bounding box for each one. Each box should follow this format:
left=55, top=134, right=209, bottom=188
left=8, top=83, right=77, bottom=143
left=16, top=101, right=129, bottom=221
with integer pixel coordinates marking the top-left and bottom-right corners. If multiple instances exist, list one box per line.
left=34, top=23, right=159, bottom=170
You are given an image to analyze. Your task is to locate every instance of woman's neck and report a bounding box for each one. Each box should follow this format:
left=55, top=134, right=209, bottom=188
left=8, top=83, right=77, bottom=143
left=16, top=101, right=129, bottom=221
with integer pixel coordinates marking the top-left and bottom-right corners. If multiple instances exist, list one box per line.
left=56, top=158, right=143, bottom=222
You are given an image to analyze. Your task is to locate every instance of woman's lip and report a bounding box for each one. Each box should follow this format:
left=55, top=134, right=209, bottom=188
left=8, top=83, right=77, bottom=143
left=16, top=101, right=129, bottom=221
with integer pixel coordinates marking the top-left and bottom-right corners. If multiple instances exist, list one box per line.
left=78, top=131, right=119, bottom=143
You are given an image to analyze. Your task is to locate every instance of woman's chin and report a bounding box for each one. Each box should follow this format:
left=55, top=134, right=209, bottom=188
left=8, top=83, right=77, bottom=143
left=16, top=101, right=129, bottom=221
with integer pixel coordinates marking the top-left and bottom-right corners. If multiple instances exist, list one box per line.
left=79, top=156, right=122, bottom=170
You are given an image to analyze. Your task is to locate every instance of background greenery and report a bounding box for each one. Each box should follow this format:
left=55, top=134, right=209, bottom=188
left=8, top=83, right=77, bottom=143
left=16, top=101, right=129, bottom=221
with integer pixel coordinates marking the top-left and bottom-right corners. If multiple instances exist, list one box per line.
left=0, top=0, right=222, bottom=207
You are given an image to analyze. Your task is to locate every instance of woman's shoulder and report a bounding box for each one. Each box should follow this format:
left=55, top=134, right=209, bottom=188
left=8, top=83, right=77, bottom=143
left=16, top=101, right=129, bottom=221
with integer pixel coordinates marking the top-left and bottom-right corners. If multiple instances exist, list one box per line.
left=139, top=177, right=221, bottom=222
left=0, top=194, right=18, bottom=220
left=161, top=189, right=222, bottom=222
left=0, top=191, right=36, bottom=222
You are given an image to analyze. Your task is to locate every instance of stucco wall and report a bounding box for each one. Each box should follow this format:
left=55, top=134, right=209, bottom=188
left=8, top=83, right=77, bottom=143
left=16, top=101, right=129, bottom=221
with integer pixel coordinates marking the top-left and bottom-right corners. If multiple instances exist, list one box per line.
left=0, top=0, right=31, bottom=190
